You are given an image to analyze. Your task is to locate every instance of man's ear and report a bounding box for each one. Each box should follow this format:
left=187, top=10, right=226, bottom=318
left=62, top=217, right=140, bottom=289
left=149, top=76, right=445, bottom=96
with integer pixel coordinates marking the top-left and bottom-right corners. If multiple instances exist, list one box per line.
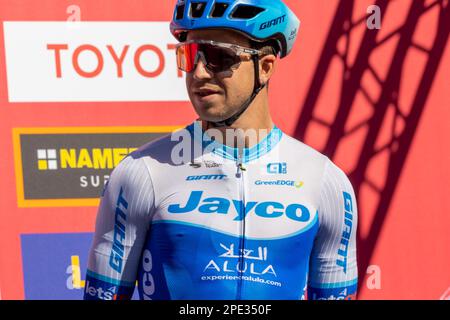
left=259, top=54, right=277, bottom=86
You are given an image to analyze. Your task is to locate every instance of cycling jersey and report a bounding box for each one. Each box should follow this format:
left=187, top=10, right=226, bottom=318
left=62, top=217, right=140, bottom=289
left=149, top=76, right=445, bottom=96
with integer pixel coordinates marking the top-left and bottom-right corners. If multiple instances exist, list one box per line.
left=84, top=121, right=358, bottom=300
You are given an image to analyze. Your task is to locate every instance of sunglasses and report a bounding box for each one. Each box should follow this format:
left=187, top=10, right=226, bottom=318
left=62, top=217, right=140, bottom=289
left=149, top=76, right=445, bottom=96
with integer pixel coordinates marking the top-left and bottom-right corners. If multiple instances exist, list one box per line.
left=175, top=40, right=262, bottom=73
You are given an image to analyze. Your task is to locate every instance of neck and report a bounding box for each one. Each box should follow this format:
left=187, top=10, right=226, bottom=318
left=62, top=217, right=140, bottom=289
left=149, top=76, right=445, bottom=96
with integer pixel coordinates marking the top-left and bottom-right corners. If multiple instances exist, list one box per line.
left=201, top=89, right=274, bottom=148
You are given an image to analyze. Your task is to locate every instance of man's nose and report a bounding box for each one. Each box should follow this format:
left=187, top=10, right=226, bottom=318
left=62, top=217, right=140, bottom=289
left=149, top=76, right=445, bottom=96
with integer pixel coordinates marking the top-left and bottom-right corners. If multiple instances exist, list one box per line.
left=193, top=57, right=213, bottom=80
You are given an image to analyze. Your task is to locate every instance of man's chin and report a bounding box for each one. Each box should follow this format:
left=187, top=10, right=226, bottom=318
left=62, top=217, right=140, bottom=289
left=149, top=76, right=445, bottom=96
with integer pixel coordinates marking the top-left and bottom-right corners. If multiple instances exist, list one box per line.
left=194, top=105, right=229, bottom=122
left=197, top=114, right=228, bottom=124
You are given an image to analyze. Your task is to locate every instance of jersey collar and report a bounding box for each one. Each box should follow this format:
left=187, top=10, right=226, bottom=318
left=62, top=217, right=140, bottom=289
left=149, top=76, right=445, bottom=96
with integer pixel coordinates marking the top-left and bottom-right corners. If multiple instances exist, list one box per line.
left=187, top=120, right=283, bottom=163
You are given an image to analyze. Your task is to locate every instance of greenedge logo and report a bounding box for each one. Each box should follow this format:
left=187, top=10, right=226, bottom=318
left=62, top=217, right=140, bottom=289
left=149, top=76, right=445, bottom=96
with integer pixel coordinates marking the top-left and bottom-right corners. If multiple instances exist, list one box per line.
left=13, top=126, right=179, bottom=207
left=255, top=180, right=304, bottom=189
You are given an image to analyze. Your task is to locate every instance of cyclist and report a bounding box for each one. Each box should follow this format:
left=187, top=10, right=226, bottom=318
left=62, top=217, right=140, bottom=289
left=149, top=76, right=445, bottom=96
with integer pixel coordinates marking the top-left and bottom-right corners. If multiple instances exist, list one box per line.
left=84, top=0, right=358, bottom=300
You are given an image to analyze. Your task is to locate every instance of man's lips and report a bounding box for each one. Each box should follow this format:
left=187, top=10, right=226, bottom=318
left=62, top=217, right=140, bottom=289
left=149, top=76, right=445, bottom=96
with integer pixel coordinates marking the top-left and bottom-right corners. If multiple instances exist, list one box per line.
left=194, top=88, right=221, bottom=97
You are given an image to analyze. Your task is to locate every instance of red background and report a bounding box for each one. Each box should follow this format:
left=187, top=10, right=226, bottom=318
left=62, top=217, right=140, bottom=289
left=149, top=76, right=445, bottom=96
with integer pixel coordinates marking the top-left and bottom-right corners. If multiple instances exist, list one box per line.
left=0, top=0, right=449, bottom=299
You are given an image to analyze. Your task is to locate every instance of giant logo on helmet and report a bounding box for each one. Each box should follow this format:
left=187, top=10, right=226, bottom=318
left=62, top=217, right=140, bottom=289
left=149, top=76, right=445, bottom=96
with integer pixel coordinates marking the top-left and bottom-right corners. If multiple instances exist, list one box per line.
left=259, top=14, right=287, bottom=31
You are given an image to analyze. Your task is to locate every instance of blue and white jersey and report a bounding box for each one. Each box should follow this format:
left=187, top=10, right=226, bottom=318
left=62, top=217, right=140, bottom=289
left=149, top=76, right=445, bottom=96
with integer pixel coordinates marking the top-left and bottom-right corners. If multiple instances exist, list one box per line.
left=84, top=121, right=358, bottom=300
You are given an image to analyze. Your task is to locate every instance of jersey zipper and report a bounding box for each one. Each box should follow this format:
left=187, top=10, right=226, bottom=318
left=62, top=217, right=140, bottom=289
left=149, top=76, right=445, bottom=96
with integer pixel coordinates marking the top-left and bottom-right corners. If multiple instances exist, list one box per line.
left=236, top=150, right=246, bottom=300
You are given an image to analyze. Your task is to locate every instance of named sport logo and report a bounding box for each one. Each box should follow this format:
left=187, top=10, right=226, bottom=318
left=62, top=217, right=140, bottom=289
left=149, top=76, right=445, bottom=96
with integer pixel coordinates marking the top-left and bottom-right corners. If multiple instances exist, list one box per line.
left=37, top=147, right=136, bottom=171
left=13, top=128, right=168, bottom=207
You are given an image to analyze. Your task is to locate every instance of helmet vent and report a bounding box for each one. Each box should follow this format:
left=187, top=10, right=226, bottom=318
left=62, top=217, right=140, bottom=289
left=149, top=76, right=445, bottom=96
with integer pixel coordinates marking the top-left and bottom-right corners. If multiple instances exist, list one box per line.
left=176, top=4, right=185, bottom=20
left=231, top=5, right=265, bottom=19
left=211, top=3, right=229, bottom=18
left=190, top=2, right=207, bottom=18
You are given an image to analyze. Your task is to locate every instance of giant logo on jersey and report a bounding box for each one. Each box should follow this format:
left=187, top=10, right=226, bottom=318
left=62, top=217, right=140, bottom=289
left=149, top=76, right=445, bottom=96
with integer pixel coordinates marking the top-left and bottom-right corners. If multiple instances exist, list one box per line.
left=167, top=191, right=311, bottom=222
left=336, top=192, right=354, bottom=273
left=109, top=187, right=129, bottom=274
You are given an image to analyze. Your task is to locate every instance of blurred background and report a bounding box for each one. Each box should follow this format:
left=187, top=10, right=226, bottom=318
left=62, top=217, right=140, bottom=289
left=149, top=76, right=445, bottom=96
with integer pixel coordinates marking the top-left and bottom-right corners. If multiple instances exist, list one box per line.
left=0, top=0, right=448, bottom=300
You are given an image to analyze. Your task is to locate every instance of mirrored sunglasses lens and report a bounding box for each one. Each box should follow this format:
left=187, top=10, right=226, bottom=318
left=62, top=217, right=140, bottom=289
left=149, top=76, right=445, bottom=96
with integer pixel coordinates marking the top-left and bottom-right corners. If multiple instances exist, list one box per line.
left=176, top=43, right=198, bottom=72
left=177, top=43, right=241, bottom=73
left=201, top=44, right=240, bottom=72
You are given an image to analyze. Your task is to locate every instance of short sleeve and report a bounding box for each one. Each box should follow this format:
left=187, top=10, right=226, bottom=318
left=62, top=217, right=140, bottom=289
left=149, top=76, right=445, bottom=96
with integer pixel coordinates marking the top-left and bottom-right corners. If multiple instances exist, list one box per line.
left=308, top=159, right=358, bottom=300
left=84, top=154, right=155, bottom=300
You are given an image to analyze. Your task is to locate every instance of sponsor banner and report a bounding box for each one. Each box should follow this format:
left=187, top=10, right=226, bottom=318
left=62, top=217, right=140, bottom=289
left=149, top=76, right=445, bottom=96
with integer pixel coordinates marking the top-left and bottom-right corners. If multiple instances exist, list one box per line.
left=20, top=232, right=139, bottom=300
left=3, top=22, right=188, bottom=102
left=13, top=126, right=178, bottom=207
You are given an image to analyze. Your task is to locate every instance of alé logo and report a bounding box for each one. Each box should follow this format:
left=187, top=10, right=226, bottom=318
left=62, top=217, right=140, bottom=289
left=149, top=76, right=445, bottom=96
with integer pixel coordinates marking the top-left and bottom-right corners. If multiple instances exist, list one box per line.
left=267, top=162, right=287, bottom=174
left=167, top=191, right=311, bottom=222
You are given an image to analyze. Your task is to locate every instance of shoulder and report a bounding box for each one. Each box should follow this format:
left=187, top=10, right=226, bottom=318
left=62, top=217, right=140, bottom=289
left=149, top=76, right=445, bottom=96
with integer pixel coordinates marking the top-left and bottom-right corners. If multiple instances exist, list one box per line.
left=321, top=158, right=354, bottom=192
left=315, top=156, right=356, bottom=216
left=104, top=152, right=151, bottom=196
left=281, top=132, right=327, bottom=160
left=280, top=131, right=329, bottom=171
left=108, top=126, right=192, bottom=188
left=279, top=131, right=354, bottom=194
left=132, top=125, right=195, bottom=165
left=107, top=132, right=178, bottom=189
left=133, top=132, right=178, bottom=159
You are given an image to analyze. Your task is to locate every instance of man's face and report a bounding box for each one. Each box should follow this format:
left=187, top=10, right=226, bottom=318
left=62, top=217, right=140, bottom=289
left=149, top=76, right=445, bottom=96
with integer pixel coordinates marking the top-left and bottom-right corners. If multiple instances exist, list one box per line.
left=185, top=29, right=257, bottom=123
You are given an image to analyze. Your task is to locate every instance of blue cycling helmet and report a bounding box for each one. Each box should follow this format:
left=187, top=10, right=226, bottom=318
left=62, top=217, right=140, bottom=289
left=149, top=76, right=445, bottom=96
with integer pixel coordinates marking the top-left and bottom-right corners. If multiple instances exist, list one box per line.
left=170, top=0, right=300, bottom=58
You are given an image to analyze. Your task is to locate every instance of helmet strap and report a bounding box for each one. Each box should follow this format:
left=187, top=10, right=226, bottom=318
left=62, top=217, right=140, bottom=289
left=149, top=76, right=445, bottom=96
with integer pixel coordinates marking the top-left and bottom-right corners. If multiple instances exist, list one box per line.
left=209, top=55, right=265, bottom=128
